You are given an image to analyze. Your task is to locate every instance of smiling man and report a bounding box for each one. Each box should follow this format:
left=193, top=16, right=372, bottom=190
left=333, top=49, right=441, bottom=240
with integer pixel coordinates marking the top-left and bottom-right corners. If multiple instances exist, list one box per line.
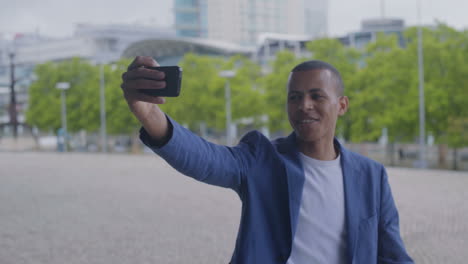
left=121, top=57, right=413, bottom=264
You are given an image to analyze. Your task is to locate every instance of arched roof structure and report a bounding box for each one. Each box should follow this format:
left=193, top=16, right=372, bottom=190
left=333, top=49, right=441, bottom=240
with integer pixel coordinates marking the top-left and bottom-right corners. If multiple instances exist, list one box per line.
left=122, top=37, right=254, bottom=60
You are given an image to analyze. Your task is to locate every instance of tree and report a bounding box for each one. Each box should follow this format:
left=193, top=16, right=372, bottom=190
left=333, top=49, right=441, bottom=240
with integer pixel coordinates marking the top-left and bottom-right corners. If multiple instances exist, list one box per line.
left=351, top=33, right=420, bottom=143
left=26, top=58, right=141, bottom=135
left=26, top=58, right=101, bottom=133
left=305, top=38, right=362, bottom=141
left=162, top=53, right=265, bottom=134
left=103, top=59, right=141, bottom=135
left=261, top=50, right=302, bottom=134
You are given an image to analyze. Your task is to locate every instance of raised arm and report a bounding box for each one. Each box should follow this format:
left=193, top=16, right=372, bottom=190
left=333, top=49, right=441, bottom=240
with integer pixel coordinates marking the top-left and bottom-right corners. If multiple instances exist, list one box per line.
left=140, top=117, right=259, bottom=195
left=121, top=56, right=258, bottom=195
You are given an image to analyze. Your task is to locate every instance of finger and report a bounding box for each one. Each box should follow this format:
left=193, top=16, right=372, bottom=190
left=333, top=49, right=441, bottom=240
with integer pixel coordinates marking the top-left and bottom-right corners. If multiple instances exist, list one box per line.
left=127, top=56, right=159, bottom=71
left=121, top=79, right=166, bottom=91
left=123, top=88, right=166, bottom=104
left=123, top=67, right=166, bottom=81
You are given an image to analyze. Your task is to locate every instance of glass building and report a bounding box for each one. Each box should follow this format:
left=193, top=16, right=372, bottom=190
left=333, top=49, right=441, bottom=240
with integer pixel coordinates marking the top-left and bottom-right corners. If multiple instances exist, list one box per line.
left=174, top=0, right=328, bottom=46
left=174, top=0, right=208, bottom=38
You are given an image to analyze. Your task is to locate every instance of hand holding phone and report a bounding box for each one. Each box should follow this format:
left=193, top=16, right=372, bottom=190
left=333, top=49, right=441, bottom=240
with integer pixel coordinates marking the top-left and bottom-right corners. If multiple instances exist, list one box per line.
left=121, top=56, right=173, bottom=143
left=138, top=66, right=183, bottom=97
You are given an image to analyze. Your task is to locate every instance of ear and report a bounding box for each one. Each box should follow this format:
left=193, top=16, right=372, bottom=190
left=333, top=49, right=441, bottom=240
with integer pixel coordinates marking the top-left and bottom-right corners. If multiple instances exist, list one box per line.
left=337, top=96, right=349, bottom=116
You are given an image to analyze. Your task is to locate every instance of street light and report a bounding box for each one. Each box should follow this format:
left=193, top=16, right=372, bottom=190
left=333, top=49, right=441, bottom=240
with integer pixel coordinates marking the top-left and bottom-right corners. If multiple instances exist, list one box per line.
left=56, top=82, right=70, bottom=152
left=8, top=52, right=18, bottom=139
left=417, top=0, right=426, bottom=168
left=219, top=70, right=236, bottom=146
left=99, top=63, right=107, bottom=153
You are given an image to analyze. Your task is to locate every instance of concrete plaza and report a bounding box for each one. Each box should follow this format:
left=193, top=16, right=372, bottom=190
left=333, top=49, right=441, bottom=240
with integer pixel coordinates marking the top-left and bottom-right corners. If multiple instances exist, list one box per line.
left=0, top=152, right=467, bottom=263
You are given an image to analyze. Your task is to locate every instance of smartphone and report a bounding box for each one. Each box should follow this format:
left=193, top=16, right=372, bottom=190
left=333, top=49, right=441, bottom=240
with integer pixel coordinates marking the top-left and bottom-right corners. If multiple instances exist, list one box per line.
left=138, top=66, right=183, bottom=97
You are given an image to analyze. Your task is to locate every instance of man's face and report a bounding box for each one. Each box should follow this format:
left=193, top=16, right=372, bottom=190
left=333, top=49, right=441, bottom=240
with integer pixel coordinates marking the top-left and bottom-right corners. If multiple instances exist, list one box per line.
left=287, top=69, right=348, bottom=143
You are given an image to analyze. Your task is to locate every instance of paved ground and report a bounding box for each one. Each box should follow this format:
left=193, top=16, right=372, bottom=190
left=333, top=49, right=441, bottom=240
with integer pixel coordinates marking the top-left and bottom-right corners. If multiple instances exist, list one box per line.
left=0, top=152, right=467, bottom=264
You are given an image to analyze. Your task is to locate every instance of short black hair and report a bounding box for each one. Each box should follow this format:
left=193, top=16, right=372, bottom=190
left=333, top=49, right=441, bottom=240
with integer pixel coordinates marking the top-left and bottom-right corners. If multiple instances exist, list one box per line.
left=291, top=60, right=344, bottom=96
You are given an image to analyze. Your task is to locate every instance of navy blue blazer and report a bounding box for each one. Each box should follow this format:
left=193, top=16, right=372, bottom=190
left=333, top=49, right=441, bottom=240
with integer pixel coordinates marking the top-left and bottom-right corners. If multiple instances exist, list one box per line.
left=140, top=117, right=413, bottom=264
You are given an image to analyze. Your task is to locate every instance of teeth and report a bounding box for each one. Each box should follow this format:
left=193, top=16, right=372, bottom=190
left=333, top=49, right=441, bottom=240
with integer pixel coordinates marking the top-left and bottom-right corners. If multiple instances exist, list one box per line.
left=300, top=120, right=316, bottom=123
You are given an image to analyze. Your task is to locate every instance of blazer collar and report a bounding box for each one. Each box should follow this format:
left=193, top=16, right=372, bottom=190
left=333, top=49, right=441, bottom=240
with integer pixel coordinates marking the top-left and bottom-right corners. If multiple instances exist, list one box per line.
left=276, top=132, right=304, bottom=248
left=276, top=132, right=298, bottom=154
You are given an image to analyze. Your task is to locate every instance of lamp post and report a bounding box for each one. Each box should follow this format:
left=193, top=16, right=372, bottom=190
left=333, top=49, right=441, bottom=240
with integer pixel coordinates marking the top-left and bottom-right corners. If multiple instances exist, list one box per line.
left=417, top=0, right=426, bottom=168
left=8, top=52, right=18, bottom=139
left=99, top=63, right=107, bottom=153
left=380, top=0, right=386, bottom=18
left=219, top=70, right=236, bottom=146
left=56, top=82, right=70, bottom=152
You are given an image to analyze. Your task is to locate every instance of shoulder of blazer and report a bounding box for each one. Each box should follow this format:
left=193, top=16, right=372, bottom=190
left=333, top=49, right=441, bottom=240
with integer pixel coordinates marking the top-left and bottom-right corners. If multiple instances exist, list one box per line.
left=338, top=140, right=384, bottom=175
left=272, top=132, right=297, bottom=154
left=237, top=129, right=281, bottom=164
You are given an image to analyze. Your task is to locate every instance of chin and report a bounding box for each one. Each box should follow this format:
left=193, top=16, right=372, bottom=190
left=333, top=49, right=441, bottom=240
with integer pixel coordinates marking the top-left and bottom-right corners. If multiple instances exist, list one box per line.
left=294, top=130, right=321, bottom=143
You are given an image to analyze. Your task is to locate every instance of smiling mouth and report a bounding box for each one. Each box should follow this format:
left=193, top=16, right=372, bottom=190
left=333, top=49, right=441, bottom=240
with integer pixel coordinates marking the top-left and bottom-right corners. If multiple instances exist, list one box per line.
left=298, top=119, right=319, bottom=124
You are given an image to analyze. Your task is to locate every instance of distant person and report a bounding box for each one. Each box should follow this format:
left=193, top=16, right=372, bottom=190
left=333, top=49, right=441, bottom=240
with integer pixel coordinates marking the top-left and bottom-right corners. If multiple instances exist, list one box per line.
left=399, top=148, right=405, bottom=161
left=120, top=56, right=413, bottom=264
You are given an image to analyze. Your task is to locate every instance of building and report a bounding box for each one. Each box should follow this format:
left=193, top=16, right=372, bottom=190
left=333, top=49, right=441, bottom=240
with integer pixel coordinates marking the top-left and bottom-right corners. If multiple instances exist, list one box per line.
left=12, top=24, right=176, bottom=65
left=252, top=18, right=409, bottom=72
left=123, top=37, right=253, bottom=66
left=174, top=0, right=328, bottom=46
left=174, top=0, right=208, bottom=38
left=253, top=33, right=312, bottom=70
left=338, top=18, right=406, bottom=49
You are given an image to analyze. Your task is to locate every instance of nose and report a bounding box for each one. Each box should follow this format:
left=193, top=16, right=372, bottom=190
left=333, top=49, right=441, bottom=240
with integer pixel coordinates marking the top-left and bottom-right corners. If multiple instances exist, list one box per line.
left=299, top=96, right=314, bottom=111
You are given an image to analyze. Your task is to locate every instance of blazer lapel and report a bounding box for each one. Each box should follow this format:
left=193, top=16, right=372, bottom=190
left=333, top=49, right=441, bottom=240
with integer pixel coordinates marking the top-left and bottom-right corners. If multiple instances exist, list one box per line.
left=278, top=136, right=366, bottom=262
left=277, top=133, right=305, bottom=243
left=338, top=141, right=363, bottom=263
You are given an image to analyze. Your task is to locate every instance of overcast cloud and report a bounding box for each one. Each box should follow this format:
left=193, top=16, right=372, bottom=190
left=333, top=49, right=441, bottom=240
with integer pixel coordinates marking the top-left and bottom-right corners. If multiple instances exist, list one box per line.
left=0, top=0, right=467, bottom=38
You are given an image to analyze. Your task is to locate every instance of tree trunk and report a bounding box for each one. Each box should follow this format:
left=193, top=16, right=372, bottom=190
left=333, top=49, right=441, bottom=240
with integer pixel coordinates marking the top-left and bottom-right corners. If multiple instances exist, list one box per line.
left=453, top=147, right=458, bottom=170
left=388, top=142, right=395, bottom=166
left=130, top=131, right=141, bottom=154
left=438, top=144, right=448, bottom=169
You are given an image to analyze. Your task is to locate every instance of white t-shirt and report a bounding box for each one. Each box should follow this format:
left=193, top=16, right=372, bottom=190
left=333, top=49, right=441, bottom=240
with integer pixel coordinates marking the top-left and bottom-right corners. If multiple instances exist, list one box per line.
left=286, top=152, right=348, bottom=264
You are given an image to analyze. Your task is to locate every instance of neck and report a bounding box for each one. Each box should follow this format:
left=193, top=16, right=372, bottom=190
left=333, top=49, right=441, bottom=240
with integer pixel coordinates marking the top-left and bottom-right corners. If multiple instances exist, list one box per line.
left=298, top=136, right=338, bottom=161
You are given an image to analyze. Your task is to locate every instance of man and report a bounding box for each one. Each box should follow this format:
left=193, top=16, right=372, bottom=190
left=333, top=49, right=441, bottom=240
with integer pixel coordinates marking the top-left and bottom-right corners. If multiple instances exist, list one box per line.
left=121, top=56, right=414, bottom=264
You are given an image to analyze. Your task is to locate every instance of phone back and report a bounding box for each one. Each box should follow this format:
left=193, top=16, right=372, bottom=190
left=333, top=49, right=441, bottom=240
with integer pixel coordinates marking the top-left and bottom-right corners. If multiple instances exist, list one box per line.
left=139, top=66, right=182, bottom=97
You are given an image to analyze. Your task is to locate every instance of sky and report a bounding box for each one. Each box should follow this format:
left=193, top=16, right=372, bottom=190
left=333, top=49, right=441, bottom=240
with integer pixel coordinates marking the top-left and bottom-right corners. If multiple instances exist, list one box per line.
left=0, top=0, right=467, bottom=39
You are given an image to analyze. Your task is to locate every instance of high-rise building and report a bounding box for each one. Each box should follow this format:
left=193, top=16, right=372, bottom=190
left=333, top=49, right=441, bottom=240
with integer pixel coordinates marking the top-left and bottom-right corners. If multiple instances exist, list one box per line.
left=174, top=0, right=208, bottom=38
left=174, top=0, right=328, bottom=46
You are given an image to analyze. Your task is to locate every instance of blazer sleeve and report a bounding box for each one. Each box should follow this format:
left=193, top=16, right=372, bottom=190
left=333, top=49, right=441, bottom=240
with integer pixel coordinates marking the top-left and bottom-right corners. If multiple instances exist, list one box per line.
left=139, top=115, right=258, bottom=195
left=377, top=166, right=414, bottom=264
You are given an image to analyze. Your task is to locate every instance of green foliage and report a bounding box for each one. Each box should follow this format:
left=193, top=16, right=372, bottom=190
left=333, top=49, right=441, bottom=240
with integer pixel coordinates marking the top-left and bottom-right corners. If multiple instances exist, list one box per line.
left=162, top=53, right=265, bottom=131
left=261, top=50, right=301, bottom=133
left=26, top=58, right=100, bottom=132
left=351, top=33, right=419, bottom=143
left=401, top=24, right=468, bottom=147
left=306, top=38, right=362, bottom=140
left=303, top=25, right=468, bottom=147
left=104, top=59, right=141, bottom=135
left=26, top=58, right=140, bottom=135
left=447, top=117, right=468, bottom=148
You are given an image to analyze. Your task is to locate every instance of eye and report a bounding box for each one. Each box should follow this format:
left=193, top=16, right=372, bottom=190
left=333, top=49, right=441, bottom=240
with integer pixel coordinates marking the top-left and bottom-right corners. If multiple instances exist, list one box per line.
left=288, top=94, right=301, bottom=101
left=311, top=94, right=324, bottom=100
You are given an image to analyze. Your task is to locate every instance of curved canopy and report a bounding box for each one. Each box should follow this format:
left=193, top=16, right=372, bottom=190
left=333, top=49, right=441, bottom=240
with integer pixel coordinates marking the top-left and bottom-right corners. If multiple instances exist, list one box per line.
left=122, top=37, right=254, bottom=60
